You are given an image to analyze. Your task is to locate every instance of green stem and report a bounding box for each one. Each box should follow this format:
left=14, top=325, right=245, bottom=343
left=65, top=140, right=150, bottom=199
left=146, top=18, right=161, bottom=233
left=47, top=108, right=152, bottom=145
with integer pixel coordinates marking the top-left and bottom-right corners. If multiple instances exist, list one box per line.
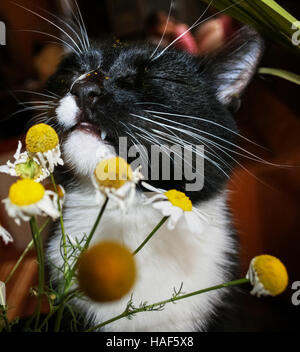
left=85, top=278, right=250, bottom=332
left=39, top=218, right=50, bottom=234
left=259, top=67, right=300, bottom=85
left=5, top=240, right=34, bottom=284
left=50, top=174, right=68, bottom=276
left=5, top=218, right=49, bottom=286
left=133, top=216, right=168, bottom=255
left=84, top=197, right=109, bottom=250
left=39, top=289, right=80, bottom=331
left=30, top=217, right=45, bottom=331
left=53, top=198, right=109, bottom=332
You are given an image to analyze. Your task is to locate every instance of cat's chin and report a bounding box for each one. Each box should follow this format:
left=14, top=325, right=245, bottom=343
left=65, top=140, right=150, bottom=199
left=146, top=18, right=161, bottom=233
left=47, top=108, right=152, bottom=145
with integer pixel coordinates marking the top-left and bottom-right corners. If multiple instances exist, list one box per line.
left=62, top=130, right=115, bottom=178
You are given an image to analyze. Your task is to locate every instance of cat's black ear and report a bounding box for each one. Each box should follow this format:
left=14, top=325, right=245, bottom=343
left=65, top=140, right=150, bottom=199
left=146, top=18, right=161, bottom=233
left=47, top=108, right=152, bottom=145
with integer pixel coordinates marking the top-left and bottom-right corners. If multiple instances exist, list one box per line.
left=206, top=26, right=264, bottom=108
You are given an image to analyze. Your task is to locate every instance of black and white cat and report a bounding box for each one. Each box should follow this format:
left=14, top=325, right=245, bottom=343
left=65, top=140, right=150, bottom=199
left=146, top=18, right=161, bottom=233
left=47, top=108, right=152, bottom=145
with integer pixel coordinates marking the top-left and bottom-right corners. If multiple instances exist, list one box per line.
left=44, top=20, right=263, bottom=331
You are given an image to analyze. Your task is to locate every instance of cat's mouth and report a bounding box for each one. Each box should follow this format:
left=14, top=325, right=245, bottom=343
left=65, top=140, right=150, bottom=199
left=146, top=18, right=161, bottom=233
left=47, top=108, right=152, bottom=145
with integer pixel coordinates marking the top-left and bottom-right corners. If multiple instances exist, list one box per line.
left=71, top=109, right=109, bottom=141
left=73, top=121, right=107, bottom=141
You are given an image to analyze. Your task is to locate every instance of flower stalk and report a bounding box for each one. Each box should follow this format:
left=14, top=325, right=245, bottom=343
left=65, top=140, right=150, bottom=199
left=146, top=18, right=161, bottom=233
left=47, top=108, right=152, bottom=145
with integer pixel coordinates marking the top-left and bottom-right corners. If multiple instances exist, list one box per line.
left=29, top=217, right=45, bottom=330
left=5, top=239, right=34, bottom=285
left=85, top=278, right=250, bottom=332
left=53, top=197, right=109, bottom=332
left=133, top=216, right=168, bottom=255
left=50, top=174, right=68, bottom=276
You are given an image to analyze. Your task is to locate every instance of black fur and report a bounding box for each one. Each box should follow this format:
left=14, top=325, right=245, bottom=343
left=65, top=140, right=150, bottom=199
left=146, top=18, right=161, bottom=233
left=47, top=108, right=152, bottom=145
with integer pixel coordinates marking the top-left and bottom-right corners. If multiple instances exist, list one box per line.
left=45, top=26, right=263, bottom=202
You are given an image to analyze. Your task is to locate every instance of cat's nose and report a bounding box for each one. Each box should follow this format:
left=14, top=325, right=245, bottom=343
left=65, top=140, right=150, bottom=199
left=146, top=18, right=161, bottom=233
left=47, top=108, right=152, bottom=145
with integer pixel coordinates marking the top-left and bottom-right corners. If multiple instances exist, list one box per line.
left=71, top=81, right=101, bottom=106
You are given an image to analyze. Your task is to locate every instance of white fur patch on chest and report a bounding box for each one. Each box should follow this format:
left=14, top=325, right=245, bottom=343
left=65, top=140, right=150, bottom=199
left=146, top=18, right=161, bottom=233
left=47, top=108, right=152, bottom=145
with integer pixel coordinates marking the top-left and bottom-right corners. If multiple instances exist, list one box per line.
left=47, top=186, right=235, bottom=332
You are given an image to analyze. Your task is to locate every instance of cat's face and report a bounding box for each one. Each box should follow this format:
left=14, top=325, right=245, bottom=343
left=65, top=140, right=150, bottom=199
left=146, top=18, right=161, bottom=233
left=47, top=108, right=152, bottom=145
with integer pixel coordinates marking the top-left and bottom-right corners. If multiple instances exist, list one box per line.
left=45, top=28, right=263, bottom=201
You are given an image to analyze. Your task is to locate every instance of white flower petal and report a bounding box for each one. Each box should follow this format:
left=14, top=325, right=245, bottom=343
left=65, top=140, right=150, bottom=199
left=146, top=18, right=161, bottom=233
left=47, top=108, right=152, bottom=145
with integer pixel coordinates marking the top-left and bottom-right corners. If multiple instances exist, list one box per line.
left=167, top=206, right=183, bottom=230
left=246, top=260, right=271, bottom=297
left=0, top=165, right=16, bottom=176
left=2, top=190, right=60, bottom=225
left=0, top=226, right=13, bottom=245
left=141, top=181, right=165, bottom=194
left=143, top=193, right=167, bottom=205
left=152, top=201, right=174, bottom=217
left=13, top=141, right=22, bottom=159
left=0, top=140, right=50, bottom=182
left=37, top=192, right=60, bottom=220
left=34, top=145, right=64, bottom=174
left=92, top=163, right=142, bottom=210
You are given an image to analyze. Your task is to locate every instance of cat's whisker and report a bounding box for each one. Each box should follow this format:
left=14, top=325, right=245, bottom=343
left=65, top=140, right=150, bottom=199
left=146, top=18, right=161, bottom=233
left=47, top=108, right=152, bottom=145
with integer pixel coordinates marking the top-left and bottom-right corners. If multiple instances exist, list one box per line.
left=135, top=102, right=174, bottom=110
left=44, top=90, right=61, bottom=99
left=17, top=101, right=56, bottom=106
left=64, top=0, right=90, bottom=52
left=119, top=121, right=149, bottom=167
left=143, top=109, right=268, bottom=151
left=149, top=0, right=175, bottom=60
left=39, top=5, right=88, bottom=53
left=130, top=122, right=207, bottom=177
left=192, top=133, right=276, bottom=189
left=14, top=29, right=80, bottom=56
left=134, top=130, right=182, bottom=168
left=14, top=90, right=60, bottom=100
left=13, top=2, right=83, bottom=54
left=151, top=0, right=214, bottom=61
left=5, top=106, right=51, bottom=121
left=72, top=0, right=90, bottom=51
left=151, top=127, right=233, bottom=175
left=147, top=112, right=281, bottom=166
left=132, top=111, right=287, bottom=168
left=149, top=128, right=230, bottom=179
left=152, top=0, right=245, bottom=61
left=25, top=112, right=49, bottom=128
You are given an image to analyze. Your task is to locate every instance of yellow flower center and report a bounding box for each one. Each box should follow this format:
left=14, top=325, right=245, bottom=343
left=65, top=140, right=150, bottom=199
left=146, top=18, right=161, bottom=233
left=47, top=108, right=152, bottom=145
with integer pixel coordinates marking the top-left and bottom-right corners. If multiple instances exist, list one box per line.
left=9, top=179, right=45, bottom=206
left=94, top=157, right=133, bottom=189
left=77, top=241, right=136, bottom=302
left=25, top=124, right=59, bottom=153
left=253, top=255, right=288, bottom=296
left=164, top=190, right=192, bottom=211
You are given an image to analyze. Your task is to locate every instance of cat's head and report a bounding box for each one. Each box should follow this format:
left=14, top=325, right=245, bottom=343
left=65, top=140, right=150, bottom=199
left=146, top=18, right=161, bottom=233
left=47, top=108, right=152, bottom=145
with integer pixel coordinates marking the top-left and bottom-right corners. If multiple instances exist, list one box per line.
left=44, top=26, right=263, bottom=201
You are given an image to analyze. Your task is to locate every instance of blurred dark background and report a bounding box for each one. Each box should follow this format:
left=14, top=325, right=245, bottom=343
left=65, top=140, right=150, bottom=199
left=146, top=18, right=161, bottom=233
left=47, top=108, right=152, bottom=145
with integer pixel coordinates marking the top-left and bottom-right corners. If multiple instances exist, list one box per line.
left=0, top=0, right=299, bottom=331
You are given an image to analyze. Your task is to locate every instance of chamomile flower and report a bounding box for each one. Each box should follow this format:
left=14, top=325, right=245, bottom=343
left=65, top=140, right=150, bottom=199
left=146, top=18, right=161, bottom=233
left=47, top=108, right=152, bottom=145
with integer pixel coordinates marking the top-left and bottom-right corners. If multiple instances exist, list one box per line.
left=2, top=179, right=60, bottom=225
left=142, top=182, right=207, bottom=231
left=0, top=141, right=49, bottom=182
left=0, top=223, right=13, bottom=245
left=25, top=124, right=64, bottom=173
left=246, top=255, right=288, bottom=297
left=92, top=157, right=143, bottom=209
left=45, top=183, right=66, bottom=206
left=77, top=241, right=136, bottom=302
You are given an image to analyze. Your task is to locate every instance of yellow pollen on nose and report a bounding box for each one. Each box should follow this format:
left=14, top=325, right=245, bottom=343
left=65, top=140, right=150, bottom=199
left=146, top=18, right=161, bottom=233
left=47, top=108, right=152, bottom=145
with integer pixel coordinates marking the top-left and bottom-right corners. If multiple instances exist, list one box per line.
left=164, top=190, right=192, bottom=211
left=94, top=157, right=133, bottom=190
left=9, top=179, right=45, bottom=206
left=26, top=124, right=59, bottom=153
left=252, top=255, right=288, bottom=296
